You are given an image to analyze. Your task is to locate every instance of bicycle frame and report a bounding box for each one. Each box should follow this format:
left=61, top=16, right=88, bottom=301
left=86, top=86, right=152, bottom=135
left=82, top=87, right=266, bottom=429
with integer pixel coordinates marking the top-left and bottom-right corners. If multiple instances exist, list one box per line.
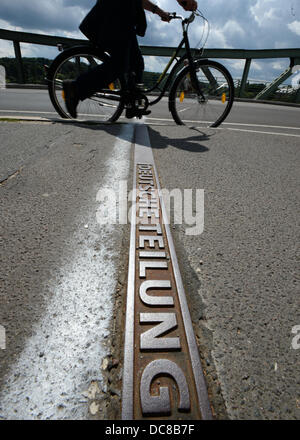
left=145, top=39, right=190, bottom=106
left=142, top=13, right=205, bottom=106
left=93, top=12, right=205, bottom=106
left=47, top=10, right=234, bottom=126
left=60, top=12, right=206, bottom=109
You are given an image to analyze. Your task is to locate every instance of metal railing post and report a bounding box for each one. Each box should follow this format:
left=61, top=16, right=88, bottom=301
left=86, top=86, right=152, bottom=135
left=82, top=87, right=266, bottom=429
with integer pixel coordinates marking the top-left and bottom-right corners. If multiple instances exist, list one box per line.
left=0, top=28, right=299, bottom=104
left=239, top=58, right=251, bottom=98
left=13, top=40, right=25, bottom=84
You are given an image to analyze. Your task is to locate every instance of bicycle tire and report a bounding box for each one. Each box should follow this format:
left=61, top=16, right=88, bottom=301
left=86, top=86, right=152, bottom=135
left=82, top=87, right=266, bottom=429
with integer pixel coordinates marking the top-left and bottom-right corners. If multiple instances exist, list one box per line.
left=47, top=45, right=125, bottom=123
left=169, top=59, right=234, bottom=128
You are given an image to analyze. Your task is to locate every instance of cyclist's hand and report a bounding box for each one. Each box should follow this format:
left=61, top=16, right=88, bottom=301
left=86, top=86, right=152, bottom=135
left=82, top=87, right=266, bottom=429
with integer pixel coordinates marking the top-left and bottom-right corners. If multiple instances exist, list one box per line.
left=177, top=0, right=198, bottom=11
left=159, top=10, right=172, bottom=22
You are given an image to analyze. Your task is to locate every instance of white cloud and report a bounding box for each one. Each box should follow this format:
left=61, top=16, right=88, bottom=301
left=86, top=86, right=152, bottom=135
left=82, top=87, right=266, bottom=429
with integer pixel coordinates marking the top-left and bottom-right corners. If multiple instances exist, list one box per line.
left=251, top=61, right=263, bottom=71
left=229, top=60, right=246, bottom=71
left=288, top=20, right=300, bottom=36
left=250, top=0, right=281, bottom=27
left=0, top=39, right=14, bottom=57
left=223, top=20, right=246, bottom=38
left=144, top=55, right=166, bottom=73
left=0, top=0, right=299, bottom=82
left=206, top=27, right=228, bottom=48
left=272, top=61, right=287, bottom=70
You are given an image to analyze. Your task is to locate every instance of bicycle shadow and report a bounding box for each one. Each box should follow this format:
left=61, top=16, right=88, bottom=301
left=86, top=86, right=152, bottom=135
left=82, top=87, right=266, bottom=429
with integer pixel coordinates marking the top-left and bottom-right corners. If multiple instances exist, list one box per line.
left=146, top=125, right=212, bottom=153
left=51, top=117, right=214, bottom=153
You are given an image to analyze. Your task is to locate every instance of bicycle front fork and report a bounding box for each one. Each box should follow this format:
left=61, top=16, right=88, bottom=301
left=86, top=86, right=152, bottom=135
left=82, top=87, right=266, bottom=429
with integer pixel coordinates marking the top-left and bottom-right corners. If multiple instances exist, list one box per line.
left=183, top=32, right=206, bottom=102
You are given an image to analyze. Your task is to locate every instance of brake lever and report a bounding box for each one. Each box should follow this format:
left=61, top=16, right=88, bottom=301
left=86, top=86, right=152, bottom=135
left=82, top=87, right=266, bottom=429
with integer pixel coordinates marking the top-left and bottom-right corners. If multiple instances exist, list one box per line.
left=169, top=12, right=184, bottom=20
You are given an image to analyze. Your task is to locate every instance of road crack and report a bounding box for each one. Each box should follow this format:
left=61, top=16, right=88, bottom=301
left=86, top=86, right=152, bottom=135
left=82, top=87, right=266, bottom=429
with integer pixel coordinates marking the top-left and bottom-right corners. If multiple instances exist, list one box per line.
left=0, top=167, right=23, bottom=187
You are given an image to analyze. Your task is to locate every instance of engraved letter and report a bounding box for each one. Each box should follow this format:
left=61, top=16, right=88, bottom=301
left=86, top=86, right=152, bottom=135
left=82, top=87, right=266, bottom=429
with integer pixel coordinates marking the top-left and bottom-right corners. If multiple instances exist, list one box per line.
left=139, top=251, right=166, bottom=259
left=140, top=313, right=180, bottom=350
left=139, top=208, right=159, bottom=218
left=139, top=224, right=162, bottom=235
left=139, top=261, right=168, bottom=278
left=139, top=280, right=174, bottom=306
left=139, top=236, right=164, bottom=249
left=140, top=359, right=190, bottom=415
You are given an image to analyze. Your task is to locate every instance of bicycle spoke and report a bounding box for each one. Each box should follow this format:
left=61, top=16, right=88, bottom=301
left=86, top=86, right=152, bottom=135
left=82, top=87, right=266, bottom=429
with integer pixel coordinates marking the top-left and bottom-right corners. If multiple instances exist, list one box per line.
left=48, top=49, right=123, bottom=122
left=170, top=60, right=234, bottom=127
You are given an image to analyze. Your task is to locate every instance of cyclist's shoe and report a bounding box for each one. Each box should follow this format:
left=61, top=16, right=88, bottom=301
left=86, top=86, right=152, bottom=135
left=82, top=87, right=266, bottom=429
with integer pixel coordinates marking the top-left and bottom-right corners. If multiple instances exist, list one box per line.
left=125, top=107, right=151, bottom=119
left=62, top=80, right=79, bottom=119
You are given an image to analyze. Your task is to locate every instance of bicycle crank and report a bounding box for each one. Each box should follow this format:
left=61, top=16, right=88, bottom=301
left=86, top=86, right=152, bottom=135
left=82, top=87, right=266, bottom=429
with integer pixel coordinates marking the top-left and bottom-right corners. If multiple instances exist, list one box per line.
left=125, top=92, right=151, bottom=119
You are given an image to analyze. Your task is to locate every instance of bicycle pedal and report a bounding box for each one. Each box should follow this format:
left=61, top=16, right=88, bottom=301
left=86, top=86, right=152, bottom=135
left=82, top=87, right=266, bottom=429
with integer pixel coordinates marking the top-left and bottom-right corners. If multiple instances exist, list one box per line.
left=125, top=108, right=151, bottom=119
left=125, top=107, right=138, bottom=119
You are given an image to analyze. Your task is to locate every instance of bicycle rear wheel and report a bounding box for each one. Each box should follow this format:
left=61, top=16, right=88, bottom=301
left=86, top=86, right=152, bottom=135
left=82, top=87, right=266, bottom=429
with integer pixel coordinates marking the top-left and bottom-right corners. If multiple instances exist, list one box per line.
left=47, top=46, right=124, bottom=123
left=169, top=59, right=234, bottom=128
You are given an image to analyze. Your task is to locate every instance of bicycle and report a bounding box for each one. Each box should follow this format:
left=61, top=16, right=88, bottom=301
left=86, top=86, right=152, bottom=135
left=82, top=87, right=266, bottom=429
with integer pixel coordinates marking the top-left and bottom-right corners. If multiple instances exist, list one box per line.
left=46, top=10, right=234, bottom=128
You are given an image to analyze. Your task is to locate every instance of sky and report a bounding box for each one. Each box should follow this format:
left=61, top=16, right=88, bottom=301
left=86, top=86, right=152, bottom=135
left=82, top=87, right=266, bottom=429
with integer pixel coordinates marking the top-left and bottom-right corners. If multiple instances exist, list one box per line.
left=0, top=0, right=299, bottom=83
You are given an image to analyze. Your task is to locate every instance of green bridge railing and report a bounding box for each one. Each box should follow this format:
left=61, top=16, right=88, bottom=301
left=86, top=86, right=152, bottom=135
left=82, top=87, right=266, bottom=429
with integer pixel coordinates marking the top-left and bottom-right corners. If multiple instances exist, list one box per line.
left=0, top=28, right=300, bottom=102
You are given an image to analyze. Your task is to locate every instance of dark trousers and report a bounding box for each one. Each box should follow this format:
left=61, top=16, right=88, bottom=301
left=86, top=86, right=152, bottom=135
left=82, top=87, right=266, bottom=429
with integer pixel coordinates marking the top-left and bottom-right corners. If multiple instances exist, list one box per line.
left=75, top=31, right=144, bottom=101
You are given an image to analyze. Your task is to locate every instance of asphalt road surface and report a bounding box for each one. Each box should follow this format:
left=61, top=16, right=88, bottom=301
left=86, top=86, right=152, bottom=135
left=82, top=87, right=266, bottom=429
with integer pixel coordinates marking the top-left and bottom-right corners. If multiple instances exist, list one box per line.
left=0, top=89, right=299, bottom=420
left=1, top=88, right=300, bottom=129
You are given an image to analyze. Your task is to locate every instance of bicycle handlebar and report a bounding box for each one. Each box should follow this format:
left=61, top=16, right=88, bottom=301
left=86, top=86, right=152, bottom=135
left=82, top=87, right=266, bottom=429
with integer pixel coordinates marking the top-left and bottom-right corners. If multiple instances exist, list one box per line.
left=168, top=11, right=197, bottom=24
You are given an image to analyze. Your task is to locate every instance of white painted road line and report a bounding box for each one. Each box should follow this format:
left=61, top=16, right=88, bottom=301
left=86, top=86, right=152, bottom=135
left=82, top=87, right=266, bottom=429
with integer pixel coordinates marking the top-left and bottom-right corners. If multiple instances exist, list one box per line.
left=0, top=109, right=57, bottom=115
left=0, top=124, right=134, bottom=420
left=0, top=110, right=299, bottom=137
left=224, top=127, right=300, bottom=138
left=144, top=116, right=300, bottom=131
left=223, top=122, right=300, bottom=131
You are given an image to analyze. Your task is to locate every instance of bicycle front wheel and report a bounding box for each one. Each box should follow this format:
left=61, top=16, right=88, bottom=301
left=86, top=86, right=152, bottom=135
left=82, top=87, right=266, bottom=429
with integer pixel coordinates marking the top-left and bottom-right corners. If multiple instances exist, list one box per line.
left=169, top=59, right=234, bottom=128
left=47, top=46, right=125, bottom=123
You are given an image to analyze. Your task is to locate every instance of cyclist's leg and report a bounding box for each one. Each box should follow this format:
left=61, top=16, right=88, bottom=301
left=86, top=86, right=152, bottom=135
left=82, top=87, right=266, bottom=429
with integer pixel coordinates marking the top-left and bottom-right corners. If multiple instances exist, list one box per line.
left=129, top=34, right=144, bottom=85
left=62, top=39, right=130, bottom=118
left=74, top=36, right=133, bottom=101
left=63, top=32, right=146, bottom=118
left=125, top=34, right=151, bottom=118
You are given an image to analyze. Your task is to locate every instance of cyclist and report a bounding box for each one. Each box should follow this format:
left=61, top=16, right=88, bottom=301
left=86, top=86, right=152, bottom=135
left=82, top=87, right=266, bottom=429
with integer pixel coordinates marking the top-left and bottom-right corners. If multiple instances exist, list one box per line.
left=63, top=0, right=198, bottom=119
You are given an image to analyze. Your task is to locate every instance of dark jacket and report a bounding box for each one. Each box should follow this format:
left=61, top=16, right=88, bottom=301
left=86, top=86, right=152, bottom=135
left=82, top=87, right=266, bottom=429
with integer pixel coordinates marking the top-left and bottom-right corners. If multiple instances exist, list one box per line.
left=79, top=0, right=147, bottom=46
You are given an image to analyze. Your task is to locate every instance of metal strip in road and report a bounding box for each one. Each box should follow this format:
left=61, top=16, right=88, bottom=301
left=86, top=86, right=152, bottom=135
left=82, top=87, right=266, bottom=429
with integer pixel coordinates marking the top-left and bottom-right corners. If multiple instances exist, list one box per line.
left=122, top=123, right=212, bottom=420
